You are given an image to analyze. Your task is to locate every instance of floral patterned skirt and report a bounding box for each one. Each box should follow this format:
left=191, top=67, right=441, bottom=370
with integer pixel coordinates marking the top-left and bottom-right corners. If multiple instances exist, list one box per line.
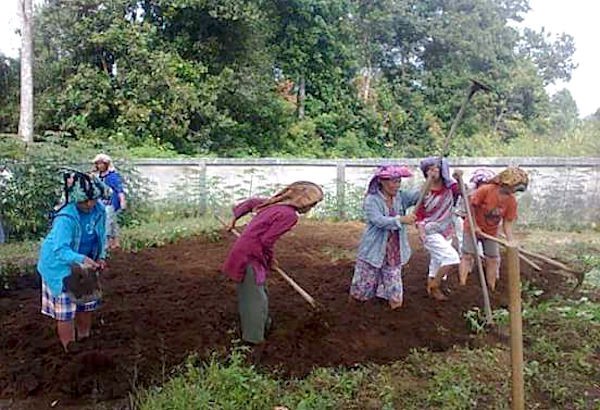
left=350, top=259, right=403, bottom=303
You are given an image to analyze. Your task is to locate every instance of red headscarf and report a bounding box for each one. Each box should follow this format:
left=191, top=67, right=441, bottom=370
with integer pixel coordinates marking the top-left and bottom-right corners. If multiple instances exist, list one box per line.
left=367, top=165, right=413, bottom=194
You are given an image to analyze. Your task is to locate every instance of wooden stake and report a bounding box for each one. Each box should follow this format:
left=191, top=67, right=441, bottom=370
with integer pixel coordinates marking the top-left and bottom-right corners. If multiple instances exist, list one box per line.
left=507, top=245, right=525, bottom=410
left=215, top=214, right=318, bottom=309
left=457, top=176, right=494, bottom=324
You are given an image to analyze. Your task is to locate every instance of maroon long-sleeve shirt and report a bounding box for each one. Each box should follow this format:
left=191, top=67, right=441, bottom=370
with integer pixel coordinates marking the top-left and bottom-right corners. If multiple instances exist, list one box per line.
left=222, top=197, right=299, bottom=285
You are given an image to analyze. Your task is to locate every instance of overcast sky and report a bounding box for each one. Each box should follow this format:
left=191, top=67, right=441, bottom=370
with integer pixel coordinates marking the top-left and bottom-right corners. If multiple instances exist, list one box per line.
left=1, top=0, right=598, bottom=117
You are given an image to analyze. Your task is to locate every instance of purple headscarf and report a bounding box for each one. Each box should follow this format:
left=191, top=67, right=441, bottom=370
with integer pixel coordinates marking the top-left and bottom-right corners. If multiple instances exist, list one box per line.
left=367, top=165, right=413, bottom=195
left=419, top=157, right=454, bottom=188
left=469, top=168, right=496, bottom=188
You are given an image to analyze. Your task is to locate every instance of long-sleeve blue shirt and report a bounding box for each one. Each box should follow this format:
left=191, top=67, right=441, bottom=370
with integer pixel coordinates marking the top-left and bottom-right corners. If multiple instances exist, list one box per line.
left=100, top=170, right=125, bottom=211
left=356, top=188, right=420, bottom=268
left=37, top=202, right=106, bottom=295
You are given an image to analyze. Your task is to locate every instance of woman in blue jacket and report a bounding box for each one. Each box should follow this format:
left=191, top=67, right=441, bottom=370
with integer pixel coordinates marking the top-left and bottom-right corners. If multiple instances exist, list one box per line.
left=37, top=172, right=109, bottom=352
left=350, top=165, right=419, bottom=309
left=93, top=153, right=126, bottom=250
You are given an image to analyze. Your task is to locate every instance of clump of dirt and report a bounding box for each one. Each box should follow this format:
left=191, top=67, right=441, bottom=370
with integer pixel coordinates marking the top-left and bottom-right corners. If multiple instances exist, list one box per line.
left=0, top=221, right=569, bottom=406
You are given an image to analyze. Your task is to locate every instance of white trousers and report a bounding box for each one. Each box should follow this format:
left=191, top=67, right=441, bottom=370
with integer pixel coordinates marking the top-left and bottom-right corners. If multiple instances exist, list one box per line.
left=424, top=233, right=460, bottom=278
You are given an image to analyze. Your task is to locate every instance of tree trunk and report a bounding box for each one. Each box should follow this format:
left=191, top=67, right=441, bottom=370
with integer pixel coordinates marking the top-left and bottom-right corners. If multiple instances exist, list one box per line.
left=362, top=64, right=372, bottom=102
left=297, top=76, right=305, bottom=119
left=18, top=0, right=34, bottom=144
left=493, top=107, right=506, bottom=136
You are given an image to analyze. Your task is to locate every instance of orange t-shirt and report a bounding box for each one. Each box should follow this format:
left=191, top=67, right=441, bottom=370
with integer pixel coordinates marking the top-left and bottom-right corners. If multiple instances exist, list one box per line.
left=465, top=184, right=517, bottom=236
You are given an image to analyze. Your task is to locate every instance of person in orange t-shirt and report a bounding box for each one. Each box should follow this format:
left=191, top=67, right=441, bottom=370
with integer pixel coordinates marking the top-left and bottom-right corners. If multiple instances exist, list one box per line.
left=459, top=167, right=529, bottom=291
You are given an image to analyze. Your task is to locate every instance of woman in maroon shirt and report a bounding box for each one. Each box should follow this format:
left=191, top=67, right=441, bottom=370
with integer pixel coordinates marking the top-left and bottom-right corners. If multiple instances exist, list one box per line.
left=222, top=181, right=323, bottom=344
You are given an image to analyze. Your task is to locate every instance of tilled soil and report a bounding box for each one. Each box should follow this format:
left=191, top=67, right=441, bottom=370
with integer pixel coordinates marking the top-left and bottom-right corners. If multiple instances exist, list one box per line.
left=0, top=221, right=568, bottom=406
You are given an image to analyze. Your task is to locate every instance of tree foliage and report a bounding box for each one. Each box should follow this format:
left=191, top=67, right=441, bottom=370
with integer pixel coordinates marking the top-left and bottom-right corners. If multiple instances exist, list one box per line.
left=0, top=0, right=587, bottom=157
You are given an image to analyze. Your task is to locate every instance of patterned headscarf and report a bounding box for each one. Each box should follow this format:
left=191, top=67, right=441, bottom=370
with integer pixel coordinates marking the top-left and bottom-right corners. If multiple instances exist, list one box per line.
left=367, top=165, right=413, bottom=195
left=66, top=172, right=111, bottom=203
left=254, top=181, right=324, bottom=212
left=491, top=167, right=529, bottom=191
left=419, top=157, right=454, bottom=188
left=469, top=168, right=496, bottom=188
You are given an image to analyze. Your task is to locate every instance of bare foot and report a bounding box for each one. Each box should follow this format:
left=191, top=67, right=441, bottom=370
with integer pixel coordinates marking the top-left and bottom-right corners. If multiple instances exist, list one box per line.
left=426, top=277, right=435, bottom=295
left=430, top=287, right=448, bottom=301
left=487, top=275, right=497, bottom=292
left=389, top=298, right=403, bottom=310
left=459, top=270, right=469, bottom=286
left=485, top=268, right=497, bottom=291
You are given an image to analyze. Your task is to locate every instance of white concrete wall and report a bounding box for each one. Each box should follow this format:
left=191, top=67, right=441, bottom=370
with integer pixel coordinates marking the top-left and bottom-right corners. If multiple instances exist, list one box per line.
left=133, top=158, right=600, bottom=228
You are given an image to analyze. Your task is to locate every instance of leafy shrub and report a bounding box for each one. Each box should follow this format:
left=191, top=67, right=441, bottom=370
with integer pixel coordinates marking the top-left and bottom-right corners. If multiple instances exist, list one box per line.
left=0, top=135, right=150, bottom=241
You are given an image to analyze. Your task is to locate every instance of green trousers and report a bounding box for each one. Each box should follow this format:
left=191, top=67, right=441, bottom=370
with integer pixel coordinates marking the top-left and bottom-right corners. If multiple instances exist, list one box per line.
left=237, top=266, right=271, bottom=344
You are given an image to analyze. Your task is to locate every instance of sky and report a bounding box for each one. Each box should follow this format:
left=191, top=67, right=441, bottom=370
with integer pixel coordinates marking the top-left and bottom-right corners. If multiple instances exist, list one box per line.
left=0, top=0, right=598, bottom=117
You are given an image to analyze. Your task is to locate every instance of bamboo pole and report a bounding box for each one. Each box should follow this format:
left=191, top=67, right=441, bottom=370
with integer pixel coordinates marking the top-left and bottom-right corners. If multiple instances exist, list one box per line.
left=413, top=81, right=491, bottom=213
left=215, top=214, right=318, bottom=309
left=507, top=245, right=525, bottom=410
left=457, top=176, right=494, bottom=324
left=518, top=253, right=542, bottom=271
left=413, top=177, right=433, bottom=215
left=478, top=232, right=578, bottom=273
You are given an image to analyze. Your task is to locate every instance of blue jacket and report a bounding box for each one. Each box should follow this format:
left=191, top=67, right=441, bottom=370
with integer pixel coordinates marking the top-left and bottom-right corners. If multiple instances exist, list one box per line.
left=100, top=170, right=125, bottom=211
left=356, top=189, right=420, bottom=268
left=37, top=202, right=107, bottom=295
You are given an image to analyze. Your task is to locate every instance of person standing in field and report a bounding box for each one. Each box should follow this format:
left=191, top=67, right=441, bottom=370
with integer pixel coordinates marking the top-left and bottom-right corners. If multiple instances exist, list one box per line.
left=349, top=165, right=418, bottom=309
left=0, top=164, right=12, bottom=244
left=222, top=181, right=324, bottom=345
left=415, top=158, right=462, bottom=301
left=454, top=168, right=496, bottom=254
left=459, top=167, right=528, bottom=291
left=37, top=172, right=109, bottom=352
left=93, top=154, right=126, bottom=250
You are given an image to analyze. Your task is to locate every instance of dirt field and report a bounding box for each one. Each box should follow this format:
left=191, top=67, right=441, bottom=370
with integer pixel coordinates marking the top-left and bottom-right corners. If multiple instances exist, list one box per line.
left=0, top=221, right=569, bottom=406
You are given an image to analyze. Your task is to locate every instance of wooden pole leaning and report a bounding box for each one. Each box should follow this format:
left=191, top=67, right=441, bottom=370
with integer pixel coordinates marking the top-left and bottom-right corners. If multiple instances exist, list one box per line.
left=518, top=253, right=542, bottom=272
left=478, top=231, right=577, bottom=274
left=456, top=175, right=494, bottom=324
left=413, top=80, right=492, bottom=213
left=215, top=214, right=318, bottom=309
left=507, top=245, right=525, bottom=410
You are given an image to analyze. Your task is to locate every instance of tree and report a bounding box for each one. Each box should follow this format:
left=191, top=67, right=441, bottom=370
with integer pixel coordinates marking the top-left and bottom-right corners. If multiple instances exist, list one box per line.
left=519, top=28, right=577, bottom=85
left=0, top=0, right=582, bottom=157
left=18, top=0, right=34, bottom=143
left=547, top=88, right=579, bottom=136
left=0, top=55, right=20, bottom=132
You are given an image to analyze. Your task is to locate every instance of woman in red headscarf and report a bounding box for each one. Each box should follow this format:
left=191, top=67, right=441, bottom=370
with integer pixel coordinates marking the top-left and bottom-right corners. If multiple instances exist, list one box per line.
left=223, top=181, right=324, bottom=344
left=349, top=165, right=419, bottom=309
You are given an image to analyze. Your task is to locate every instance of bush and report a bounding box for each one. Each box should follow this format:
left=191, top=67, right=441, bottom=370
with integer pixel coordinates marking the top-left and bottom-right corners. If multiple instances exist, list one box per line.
left=0, top=135, right=150, bottom=241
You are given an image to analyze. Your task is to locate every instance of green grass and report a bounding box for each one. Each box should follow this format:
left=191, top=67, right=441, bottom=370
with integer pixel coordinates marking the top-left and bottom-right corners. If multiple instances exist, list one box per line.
left=120, top=216, right=220, bottom=252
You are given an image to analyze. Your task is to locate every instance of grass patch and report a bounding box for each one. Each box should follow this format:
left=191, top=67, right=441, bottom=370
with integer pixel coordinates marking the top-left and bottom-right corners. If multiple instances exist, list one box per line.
left=319, top=245, right=356, bottom=263
left=137, top=350, right=368, bottom=410
left=120, top=216, right=220, bottom=252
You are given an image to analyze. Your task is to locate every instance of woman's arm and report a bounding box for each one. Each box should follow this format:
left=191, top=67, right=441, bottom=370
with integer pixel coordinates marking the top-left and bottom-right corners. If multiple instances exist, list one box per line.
left=364, top=195, right=403, bottom=230
left=228, top=197, right=266, bottom=230
left=51, top=217, right=95, bottom=267
left=502, top=219, right=515, bottom=243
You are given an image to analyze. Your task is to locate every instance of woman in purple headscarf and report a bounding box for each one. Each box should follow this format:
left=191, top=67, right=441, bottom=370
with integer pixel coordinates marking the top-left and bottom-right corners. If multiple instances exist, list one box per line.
left=349, top=165, right=419, bottom=309
left=415, top=158, right=462, bottom=301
